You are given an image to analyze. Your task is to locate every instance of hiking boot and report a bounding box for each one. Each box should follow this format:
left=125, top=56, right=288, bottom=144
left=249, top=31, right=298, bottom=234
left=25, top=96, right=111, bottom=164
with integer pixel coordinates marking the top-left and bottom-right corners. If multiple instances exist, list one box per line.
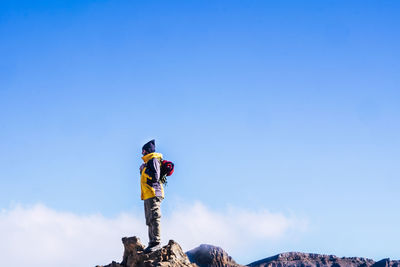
left=143, top=242, right=161, bottom=254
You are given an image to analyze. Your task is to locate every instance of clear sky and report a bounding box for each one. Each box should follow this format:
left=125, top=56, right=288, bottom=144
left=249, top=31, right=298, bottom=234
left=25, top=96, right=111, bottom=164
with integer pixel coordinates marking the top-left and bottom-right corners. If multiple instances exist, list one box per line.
left=1, top=0, right=399, bottom=266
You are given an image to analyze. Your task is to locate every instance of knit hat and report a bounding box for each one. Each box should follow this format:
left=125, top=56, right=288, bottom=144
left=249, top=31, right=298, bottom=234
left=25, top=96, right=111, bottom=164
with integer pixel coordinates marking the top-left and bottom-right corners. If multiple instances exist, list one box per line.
left=142, top=139, right=156, bottom=153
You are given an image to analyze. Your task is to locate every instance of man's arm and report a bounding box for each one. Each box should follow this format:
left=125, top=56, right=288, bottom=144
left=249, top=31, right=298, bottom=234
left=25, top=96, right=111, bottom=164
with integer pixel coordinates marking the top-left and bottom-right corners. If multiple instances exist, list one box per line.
left=146, top=158, right=161, bottom=182
left=140, top=163, right=145, bottom=173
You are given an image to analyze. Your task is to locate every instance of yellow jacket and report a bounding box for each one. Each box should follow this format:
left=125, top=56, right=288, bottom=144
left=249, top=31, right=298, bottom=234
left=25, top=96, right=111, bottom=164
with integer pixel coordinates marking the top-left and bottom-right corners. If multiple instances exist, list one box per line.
left=140, top=152, right=164, bottom=200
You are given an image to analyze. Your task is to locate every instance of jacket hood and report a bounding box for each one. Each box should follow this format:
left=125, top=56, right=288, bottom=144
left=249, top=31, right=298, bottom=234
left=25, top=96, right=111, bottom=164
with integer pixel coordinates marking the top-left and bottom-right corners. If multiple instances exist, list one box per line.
left=142, top=152, right=163, bottom=163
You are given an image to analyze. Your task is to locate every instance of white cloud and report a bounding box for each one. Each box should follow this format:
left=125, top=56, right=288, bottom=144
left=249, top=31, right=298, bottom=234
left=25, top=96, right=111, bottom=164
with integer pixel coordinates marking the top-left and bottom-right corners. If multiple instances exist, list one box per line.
left=163, top=202, right=308, bottom=256
left=0, top=202, right=307, bottom=267
left=0, top=204, right=145, bottom=267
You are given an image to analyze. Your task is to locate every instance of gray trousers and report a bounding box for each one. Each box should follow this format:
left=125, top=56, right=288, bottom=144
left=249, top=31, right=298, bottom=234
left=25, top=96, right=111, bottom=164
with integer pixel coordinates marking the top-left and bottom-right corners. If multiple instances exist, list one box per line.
left=144, top=196, right=163, bottom=244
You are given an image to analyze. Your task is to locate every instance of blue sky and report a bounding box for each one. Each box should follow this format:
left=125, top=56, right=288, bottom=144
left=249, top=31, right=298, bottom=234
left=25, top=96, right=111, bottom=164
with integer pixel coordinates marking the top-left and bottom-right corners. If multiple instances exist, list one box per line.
left=0, top=0, right=399, bottom=266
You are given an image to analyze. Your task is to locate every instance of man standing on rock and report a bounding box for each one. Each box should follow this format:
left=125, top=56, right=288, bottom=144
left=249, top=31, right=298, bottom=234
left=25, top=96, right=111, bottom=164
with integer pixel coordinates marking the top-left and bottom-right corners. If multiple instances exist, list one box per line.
left=140, top=139, right=164, bottom=253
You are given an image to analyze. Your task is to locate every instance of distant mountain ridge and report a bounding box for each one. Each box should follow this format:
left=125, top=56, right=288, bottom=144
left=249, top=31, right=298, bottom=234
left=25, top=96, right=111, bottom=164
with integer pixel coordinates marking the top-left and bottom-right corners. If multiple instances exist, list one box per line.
left=97, top=236, right=399, bottom=267
left=247, top=252, right=400, bottom=267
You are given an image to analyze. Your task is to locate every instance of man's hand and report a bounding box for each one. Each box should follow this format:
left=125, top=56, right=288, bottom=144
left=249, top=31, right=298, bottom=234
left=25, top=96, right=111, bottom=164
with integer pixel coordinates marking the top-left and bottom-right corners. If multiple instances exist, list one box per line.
left=140, top=163, right=145, bottom=173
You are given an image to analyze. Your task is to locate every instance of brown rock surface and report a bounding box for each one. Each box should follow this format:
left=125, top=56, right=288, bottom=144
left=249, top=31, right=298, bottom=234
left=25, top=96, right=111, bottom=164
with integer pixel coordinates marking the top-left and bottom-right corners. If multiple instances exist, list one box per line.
left=97, top=236, right=196, bottom=267
left=186, top=244, right=244, bottom=267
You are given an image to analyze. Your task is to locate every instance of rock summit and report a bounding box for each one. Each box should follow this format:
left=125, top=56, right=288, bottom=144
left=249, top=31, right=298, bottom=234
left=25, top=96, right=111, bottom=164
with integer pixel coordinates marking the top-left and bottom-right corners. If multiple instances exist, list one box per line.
left=97, top=236, right=195, bottom=267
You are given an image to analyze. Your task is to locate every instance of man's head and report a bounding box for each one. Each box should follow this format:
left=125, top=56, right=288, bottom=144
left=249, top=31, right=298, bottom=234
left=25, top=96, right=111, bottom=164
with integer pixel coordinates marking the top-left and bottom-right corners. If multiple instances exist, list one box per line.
left=142, top=139, right=156, bottom=155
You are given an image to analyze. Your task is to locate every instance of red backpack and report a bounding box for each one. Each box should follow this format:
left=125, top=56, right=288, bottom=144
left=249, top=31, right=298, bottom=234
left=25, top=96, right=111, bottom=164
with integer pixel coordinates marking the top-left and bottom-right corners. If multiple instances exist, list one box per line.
left=160, top=160, right=174, bottom=185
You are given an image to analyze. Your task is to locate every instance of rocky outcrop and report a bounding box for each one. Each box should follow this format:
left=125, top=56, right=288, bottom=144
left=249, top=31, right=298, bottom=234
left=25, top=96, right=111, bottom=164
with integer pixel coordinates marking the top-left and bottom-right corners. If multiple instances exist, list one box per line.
left=247, top=252, right=400, bottom=267
left=96, top=236, right=196, bottom=267
left=186, top=244, right=244, bottom=267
